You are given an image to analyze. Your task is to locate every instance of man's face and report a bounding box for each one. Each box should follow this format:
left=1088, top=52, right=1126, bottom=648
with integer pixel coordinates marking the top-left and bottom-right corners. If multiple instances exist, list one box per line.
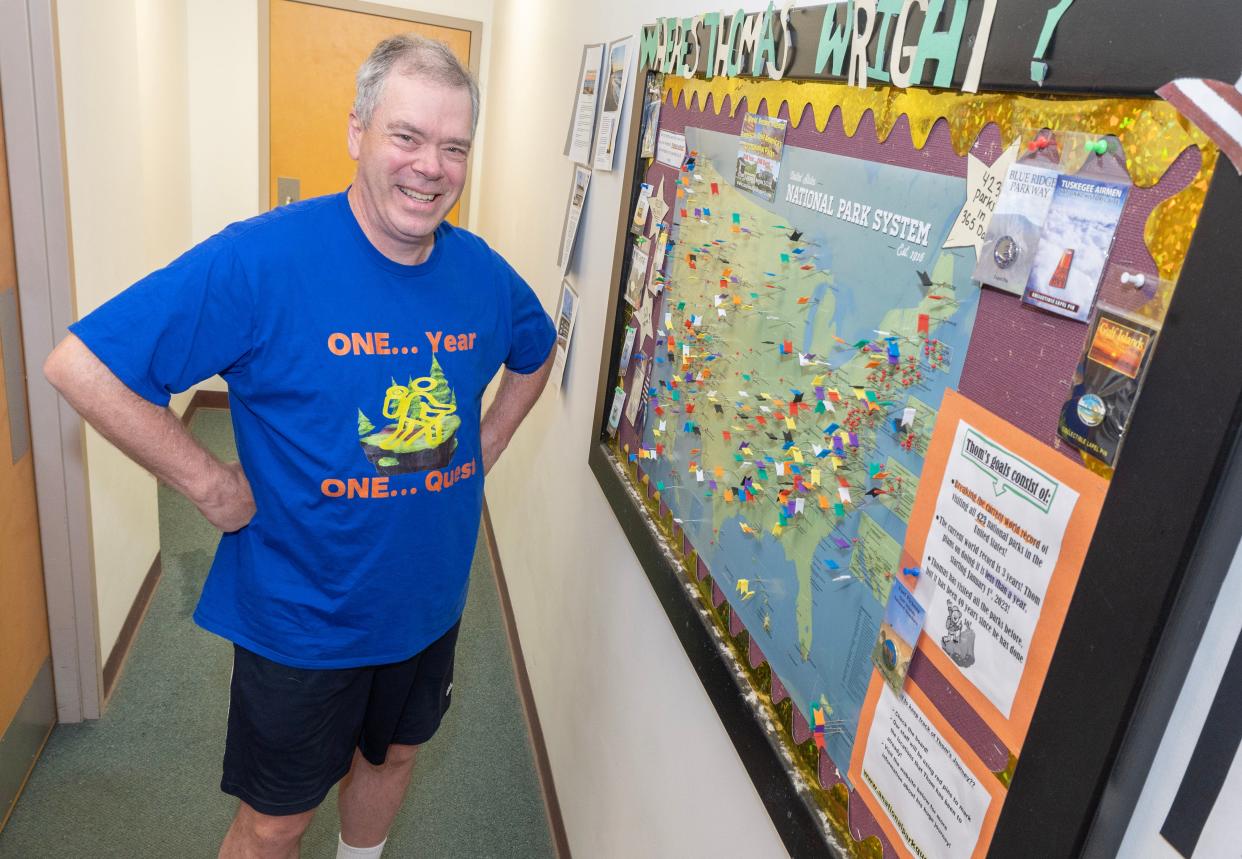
left=347, top=72, right=473, bottom=263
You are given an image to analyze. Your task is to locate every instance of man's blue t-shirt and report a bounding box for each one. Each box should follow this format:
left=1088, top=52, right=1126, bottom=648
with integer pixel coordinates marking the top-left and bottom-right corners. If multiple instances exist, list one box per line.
left=70, top=192, right=555, bottom=668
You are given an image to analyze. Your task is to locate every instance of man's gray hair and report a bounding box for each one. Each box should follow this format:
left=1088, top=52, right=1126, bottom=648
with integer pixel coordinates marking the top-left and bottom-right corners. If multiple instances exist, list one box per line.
left=354, top=34, right=479, bottom=134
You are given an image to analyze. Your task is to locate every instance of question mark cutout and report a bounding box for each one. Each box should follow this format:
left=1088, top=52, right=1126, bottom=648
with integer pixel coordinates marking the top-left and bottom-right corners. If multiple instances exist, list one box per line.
left=1031, top=0, right=1076, bottom=85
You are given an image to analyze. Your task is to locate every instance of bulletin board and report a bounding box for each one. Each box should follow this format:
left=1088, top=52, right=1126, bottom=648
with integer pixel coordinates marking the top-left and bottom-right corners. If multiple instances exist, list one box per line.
left=587, top=4, right=1242, bottom=857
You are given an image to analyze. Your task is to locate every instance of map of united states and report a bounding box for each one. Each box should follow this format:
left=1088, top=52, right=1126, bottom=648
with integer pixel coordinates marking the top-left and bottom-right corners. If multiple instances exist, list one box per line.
left=629, top=131, right=977, bottom=777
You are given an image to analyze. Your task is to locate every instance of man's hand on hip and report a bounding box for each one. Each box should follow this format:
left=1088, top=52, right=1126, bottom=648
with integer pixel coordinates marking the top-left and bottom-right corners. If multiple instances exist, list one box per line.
left=44, top=334, right=259, bottom=533
left=480, top=350, right=555, bottom=476
left=196, top=461, right=257, bottom=532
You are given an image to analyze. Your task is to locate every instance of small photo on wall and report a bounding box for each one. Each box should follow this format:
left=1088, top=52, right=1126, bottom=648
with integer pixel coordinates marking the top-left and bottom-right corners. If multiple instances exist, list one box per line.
left=624, top=244, right=649, bottom=308
left=551, top=279, right=580, bottom=389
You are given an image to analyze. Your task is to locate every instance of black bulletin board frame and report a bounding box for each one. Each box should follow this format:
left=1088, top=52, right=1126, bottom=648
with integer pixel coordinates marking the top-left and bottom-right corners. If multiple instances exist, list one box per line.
left=587, top=3, right=1242, bottom=855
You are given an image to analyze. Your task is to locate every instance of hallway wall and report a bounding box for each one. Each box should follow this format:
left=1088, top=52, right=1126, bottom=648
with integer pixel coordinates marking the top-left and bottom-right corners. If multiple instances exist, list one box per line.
left=57, top=0, right=191, bottom=660
left=476, top=1, right=787, bottom=854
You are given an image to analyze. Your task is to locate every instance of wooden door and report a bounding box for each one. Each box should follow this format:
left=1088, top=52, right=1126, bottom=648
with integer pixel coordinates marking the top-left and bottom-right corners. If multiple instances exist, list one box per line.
left=0, top=84, right=54, bottom=831
left=268, top=0, right=474, bottom=224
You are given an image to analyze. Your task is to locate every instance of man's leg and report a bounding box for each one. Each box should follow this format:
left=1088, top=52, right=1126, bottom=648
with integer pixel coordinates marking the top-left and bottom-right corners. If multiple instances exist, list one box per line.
left=219, top=801, right=317, bottom=859
left=219, top=644, right=373, bottom=858
left=339, top=620, right=461, bottom=853
left=337, top=743, right=420, bottom=849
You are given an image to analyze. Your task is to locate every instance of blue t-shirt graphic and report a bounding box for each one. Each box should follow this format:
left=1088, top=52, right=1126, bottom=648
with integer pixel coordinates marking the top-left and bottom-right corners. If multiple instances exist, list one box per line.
left=71, top=192, right=555, bottom=668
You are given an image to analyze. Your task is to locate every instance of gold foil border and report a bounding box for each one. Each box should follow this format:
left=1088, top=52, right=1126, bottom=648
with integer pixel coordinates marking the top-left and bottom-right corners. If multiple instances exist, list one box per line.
left=662, top=76, right=1218, bottom=286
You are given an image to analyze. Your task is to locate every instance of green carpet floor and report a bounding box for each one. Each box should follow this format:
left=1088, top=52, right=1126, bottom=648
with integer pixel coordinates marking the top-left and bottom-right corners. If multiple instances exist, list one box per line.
left=0, top=409, right=553, bottom=858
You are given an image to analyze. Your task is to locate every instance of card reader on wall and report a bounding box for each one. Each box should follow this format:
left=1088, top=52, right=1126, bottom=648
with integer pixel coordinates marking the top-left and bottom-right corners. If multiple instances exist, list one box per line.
left=276, top=177, right=300, bottom=207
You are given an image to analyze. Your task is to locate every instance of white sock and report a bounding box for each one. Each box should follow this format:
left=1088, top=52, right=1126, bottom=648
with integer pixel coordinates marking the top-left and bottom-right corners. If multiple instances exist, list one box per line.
left=337, top=833, right=387, bottom=858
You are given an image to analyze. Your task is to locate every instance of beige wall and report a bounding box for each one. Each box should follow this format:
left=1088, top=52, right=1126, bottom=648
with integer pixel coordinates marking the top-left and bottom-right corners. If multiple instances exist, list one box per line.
left=186, top=0, right=262, bottom=244
left=476, top=0, right=787, bottom=854
left=57, top=0, right=190, bottom=660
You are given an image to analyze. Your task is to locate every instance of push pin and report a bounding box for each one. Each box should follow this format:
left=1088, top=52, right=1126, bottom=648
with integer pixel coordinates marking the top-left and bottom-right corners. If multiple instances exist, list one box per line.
left=1086, top=138, right=1109, bottom=155
left=1027, top=136, right=1052, bottom=152
left=1120, top=271, right=1147, bottom=289
left=902, top=566, right=921, bottom=579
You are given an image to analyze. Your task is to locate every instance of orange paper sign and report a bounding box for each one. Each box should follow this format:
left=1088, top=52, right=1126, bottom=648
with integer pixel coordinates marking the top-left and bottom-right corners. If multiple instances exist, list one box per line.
left=900, top=390, right=1108, bottom=752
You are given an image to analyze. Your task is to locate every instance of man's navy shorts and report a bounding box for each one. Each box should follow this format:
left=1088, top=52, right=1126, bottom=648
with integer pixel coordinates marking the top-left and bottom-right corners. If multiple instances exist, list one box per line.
left=220, top=620, right=461, bottom=816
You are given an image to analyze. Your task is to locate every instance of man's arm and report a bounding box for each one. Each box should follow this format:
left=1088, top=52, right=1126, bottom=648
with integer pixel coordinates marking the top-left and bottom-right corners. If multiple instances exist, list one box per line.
left=43, top=333, right=255, bottom=531
left=480, top=349, right=555, bottom=475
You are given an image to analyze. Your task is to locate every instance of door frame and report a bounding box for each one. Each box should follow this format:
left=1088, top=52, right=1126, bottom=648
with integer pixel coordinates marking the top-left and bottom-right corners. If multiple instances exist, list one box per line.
left=0, top=0, right=102, bottom=723
left=258, top=0, right=484, bottom=225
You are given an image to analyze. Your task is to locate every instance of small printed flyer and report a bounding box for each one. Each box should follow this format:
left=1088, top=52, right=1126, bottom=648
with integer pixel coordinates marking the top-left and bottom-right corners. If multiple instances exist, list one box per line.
left=557, top=165, right=593, bottom=273
left=639, top=73, right=664, bottom=159
left=1021, top=175, right=1130, bottom=322
left=655, top=129, right=687, bottom=169
left=901, top=390, right=1107, bottom=750
left=591, top=36, right=633, bottom=172
left=646, top=178, right=669, bottom=236
left=850, top=674, right=1005, bottom=859
left=617, top=324, right=637, bottom=371
left=631, top=182, right=653, bottom=235
left=647, top=225, right=670, bottom=296
left=606, top=385, right=625, bottom=434
left=872, top=579, right=930, bottom=694
left=624, top=359, right=650, bottom=427
left=551, top=279, right=579, bottom=389
left=624, top=243, right=650, bottom=308
left=972, top=162, right=1059, bottom=294
left=1057, top=308, right=1159, bottom=467
left=563, top=43, right=604, bottom=165
left=734, top=112, right=788, bottom=201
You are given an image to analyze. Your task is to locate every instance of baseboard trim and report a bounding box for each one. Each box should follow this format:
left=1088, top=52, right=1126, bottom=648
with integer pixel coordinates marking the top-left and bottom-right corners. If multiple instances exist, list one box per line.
left=101, top=554, right=162, bottom=703
left=181, top=389, right=229, bottom=425
left=0, top=659, right=55, bottom=833
left=481, top=504, right=572, bottom=859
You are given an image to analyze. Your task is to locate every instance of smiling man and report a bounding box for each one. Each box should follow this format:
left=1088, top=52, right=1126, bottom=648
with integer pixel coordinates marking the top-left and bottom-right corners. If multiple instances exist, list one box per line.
left=43, top=36, right=554, bottom=859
